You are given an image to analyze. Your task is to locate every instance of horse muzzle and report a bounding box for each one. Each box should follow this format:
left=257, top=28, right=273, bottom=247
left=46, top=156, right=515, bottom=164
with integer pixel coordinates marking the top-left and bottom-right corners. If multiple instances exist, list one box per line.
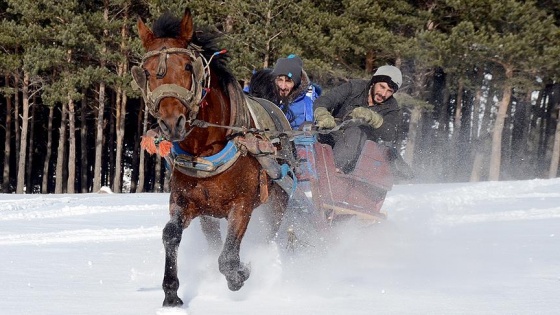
left=158, top=113, right=188, bottom=141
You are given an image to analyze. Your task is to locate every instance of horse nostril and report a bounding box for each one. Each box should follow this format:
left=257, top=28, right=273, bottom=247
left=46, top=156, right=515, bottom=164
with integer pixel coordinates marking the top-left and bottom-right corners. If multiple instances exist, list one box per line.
left=159, top=120, right=171, bottom=135
left=176, top=115, right=186, bottom=133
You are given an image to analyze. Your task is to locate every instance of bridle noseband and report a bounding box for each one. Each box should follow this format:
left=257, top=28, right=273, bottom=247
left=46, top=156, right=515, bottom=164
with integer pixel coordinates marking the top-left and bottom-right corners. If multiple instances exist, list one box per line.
left=131, top=45, right=210, bottom=122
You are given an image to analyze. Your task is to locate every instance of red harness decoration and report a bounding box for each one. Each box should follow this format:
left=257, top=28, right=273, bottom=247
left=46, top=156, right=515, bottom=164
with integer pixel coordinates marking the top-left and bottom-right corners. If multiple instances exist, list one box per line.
left=140, top=133, right=172, bottom=157
left=199, top=87, right=211, bottom=109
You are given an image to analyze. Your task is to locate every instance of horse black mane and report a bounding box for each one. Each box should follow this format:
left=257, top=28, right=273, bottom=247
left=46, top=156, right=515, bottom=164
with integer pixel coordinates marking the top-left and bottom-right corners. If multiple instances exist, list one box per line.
left=248, top=69, right=297, bottom=124
left=151, top=11, right=237, bottom=91
left=248, top=69, right=277, bottom=101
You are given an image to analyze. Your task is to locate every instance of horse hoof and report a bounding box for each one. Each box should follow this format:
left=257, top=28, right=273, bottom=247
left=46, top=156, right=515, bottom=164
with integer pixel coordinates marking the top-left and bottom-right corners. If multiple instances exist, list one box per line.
left=227, top=265, right=250, bottom=291
left=162, top=295, right=184, bottom=307
left=228, top=281, right=243, bottom=291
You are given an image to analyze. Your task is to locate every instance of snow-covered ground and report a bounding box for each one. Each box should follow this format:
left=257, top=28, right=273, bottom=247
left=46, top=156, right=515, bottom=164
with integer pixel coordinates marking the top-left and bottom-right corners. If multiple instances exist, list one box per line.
left=1, top=179, right=559, bottom=315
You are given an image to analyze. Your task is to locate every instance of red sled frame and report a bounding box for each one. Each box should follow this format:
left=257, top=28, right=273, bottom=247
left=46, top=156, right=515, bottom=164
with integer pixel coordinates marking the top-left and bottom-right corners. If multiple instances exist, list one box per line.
left=294, top=134, right=394, bottom=224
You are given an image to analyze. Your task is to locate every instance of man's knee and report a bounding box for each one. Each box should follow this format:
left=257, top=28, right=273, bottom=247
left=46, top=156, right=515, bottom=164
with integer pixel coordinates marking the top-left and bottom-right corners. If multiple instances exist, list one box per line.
left=339, top=126, right=369, bottom=149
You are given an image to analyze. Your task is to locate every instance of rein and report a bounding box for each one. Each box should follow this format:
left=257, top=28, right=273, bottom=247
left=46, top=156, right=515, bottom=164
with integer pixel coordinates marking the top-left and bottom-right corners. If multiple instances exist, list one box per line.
left=189, top=118, right=362, bottom=139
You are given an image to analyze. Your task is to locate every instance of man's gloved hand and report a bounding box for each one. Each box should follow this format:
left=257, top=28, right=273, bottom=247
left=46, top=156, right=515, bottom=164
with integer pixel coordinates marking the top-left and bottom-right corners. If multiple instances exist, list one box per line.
left=314, top=107, right=336, bottom=129
left=349, top=107, right=384, bottom=128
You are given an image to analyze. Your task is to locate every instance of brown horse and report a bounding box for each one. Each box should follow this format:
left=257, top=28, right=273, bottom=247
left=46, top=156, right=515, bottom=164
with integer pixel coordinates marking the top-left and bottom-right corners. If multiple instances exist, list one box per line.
left=132, top=9, right=292, bottom=307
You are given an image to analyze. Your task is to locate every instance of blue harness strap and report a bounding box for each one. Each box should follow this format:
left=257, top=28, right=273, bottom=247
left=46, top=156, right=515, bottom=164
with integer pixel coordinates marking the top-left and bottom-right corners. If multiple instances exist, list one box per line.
left=171, top=140, right=239, bottom=173
left=279, top=163, right=298, bottom=198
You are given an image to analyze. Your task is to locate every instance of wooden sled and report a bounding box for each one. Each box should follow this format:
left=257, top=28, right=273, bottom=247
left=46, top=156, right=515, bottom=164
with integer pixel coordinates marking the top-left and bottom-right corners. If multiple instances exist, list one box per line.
left=293, top=134, right=394, bottom=225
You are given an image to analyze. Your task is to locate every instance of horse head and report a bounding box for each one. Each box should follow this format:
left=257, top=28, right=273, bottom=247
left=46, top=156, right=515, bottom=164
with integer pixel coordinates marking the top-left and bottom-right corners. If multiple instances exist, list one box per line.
left=133, top=9, right=206, bottom=142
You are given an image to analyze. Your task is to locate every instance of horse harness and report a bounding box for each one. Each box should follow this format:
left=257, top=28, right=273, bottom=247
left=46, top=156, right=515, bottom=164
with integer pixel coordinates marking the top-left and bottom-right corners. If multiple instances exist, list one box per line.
left=161, top=98, right=296, bottom=180
left=131, top=45, right=209, bottom=122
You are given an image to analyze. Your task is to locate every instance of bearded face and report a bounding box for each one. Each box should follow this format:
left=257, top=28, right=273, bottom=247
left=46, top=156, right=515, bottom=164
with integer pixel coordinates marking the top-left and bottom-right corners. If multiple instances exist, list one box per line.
left=370, top=82, right=395, bottom=104
left=275, top=76, right=295, bottom=98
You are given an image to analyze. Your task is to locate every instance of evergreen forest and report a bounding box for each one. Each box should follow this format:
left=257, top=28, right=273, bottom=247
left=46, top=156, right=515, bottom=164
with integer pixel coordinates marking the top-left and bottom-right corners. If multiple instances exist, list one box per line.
left=1, top=0, right=559, bottom=194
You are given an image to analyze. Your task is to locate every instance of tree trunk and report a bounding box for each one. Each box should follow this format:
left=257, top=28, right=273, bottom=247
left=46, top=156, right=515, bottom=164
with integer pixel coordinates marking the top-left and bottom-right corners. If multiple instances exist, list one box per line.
left=470, top=152, right=484, bottom=182
left=435, top=77, right=451, bottom=182
left=548, top=109, right=560, bottom=178
left=67, top=95, right=76, bottom=193
left=509, top=92, right=530, bottom=179
left=469, top=81, right=485, bottom=182
left=113, top=9, right=130, bottom=193
left=113, top=17, right=128, bottom=192
left=115, top=90, right=128, bottom=192
left=80, top=93, right=89, bottom=192
left=3, top=74, right=13, bottom=193
left=113, top=88, right=124, bottom=193
left=524, top=91, right=540, bottom=177
left=94, top=3, right=110, bottom=192
left=404, top=106, right=421, bottom=166
left=454, top=79, right=464, bottom=130
left=450, top=78, right=464, bottom=181
left=14, top=75, right=20, bottom=168
left=137, top=103, right=149, bottom=192
left=542, top=86, right=558, bottom=177
left=41, top=106, right=54, bottom=194
left=108, top=94, right=116, bottom=189
left=25, top=96, right=36, bottom=192
left=131, top=102, right=144, bottom=193
left=537, top=88, right=550, bottom=176
left=93, top=82, right=106, bottom=192
left=263, top=8, right=272, bottom=68
left=489, top=66, right=513, bottom=181
left=365, top=50, right=375, bottom=74
left=470, top=70, right=484, bottom=141
left=407, top=62, right=429, bottom=179
left=470, top=134, right=491, bottom=182
left=16, top=72, right=30, bottom=194
left=55, top=103, right=68, bottom=194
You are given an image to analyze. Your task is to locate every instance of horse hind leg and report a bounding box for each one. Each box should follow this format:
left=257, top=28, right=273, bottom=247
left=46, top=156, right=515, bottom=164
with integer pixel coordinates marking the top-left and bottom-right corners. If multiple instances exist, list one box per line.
left=200, top=215, right=223, bottom=252
left=262, top=183, right=289, bottom=241
left=218, top=211, right=251, bottom=291
left=162, top=213, right=190, bottom=307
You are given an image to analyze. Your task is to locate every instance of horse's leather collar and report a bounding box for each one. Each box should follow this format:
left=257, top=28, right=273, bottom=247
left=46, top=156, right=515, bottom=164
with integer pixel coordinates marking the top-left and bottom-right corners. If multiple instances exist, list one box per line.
left=169, top=140, right=241, bottom=178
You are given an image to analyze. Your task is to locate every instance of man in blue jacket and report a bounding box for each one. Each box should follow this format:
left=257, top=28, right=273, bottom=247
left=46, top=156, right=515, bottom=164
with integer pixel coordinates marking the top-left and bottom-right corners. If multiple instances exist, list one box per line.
left=271, top=55, right=315, bottom=129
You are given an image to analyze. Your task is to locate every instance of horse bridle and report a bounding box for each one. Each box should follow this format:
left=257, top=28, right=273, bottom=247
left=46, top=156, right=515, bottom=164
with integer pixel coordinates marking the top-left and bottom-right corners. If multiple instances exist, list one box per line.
left=131, top=45, right=209, bottom=122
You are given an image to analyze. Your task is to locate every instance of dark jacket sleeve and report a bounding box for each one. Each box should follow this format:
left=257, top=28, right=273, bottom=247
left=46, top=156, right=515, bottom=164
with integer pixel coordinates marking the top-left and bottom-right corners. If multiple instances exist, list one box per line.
left=313, top=81, right=355, bottom=117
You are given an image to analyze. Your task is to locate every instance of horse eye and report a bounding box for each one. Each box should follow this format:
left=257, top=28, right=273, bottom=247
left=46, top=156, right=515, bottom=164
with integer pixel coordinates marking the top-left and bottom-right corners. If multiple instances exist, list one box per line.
left=185, top=64, right=193, bottom=72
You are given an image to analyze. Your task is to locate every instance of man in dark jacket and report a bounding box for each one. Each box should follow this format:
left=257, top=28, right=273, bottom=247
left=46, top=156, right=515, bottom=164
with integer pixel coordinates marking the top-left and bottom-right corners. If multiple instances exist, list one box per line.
left=313, top=65, right=403, bottom=174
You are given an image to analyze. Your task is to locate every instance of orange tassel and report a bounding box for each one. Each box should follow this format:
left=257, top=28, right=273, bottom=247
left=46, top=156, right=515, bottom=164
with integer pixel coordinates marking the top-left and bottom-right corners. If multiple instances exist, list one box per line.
left=140, top=136, right=158, bottom=155
left=158, top=140, right=172, bottom=157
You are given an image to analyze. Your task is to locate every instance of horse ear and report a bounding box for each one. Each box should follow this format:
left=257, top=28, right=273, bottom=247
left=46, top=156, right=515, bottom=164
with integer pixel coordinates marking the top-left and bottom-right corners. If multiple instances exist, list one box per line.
left=137, top=17, right=155, bottom=48
left=180, top=8, right=194, bottom=43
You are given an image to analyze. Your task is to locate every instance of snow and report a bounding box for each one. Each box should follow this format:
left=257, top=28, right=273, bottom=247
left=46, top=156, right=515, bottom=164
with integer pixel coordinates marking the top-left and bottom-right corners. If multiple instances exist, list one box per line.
left=1, top=179, right=560, bottom=315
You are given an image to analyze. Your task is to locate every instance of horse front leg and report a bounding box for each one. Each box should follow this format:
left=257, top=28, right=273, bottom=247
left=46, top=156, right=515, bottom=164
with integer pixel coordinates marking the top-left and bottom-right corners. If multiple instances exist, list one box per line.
left=218, top=210, right=251, bottom=291
left=162, top=210, right=190, bottom=307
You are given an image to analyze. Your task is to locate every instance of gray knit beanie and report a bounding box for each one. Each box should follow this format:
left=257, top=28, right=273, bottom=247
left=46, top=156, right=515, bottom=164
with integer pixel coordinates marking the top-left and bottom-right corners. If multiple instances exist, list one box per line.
left=369, top=65, right=402, bottom=92
left=272, top=55, right=303, bottom=87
